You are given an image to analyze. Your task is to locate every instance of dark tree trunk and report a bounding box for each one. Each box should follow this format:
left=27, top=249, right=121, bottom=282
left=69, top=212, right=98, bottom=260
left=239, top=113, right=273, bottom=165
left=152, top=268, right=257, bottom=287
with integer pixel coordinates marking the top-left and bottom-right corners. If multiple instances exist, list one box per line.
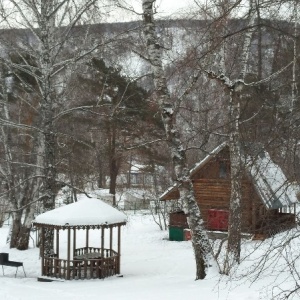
left=10, top=212, right=22, bottom=248
left=109, top=158, right=118, bottom=206
left=96, top=153, right=104, bottom=188
left=16, top=226, right=31, bottom=250
left=108, top=123, right=119, bottom=206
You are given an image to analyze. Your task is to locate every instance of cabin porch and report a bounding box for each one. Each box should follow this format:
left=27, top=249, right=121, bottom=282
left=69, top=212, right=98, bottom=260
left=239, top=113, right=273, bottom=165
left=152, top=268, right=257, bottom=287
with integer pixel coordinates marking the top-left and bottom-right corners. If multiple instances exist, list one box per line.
left=254, top=212, right=296, bottom=237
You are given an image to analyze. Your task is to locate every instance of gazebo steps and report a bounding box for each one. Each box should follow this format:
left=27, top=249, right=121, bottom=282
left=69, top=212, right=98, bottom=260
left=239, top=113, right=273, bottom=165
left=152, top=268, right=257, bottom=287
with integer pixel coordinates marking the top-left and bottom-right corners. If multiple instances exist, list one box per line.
left=37, top=276, right=65, bottom=282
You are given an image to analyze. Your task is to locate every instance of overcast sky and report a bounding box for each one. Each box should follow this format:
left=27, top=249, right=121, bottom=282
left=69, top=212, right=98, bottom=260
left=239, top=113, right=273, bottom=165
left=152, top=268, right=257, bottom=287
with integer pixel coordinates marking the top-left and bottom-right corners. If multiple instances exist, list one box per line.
left=1, top=0, right=292, bottom=27
left=108, top=0, right=295, bottom=23
left=106, top=0, right=198, bottom=22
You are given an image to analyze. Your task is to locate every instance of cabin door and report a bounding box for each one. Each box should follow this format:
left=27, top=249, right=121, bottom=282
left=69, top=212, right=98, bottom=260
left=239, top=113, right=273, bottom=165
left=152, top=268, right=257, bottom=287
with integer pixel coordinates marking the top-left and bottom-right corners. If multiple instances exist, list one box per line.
left=207, top=209, right=229, bottom=231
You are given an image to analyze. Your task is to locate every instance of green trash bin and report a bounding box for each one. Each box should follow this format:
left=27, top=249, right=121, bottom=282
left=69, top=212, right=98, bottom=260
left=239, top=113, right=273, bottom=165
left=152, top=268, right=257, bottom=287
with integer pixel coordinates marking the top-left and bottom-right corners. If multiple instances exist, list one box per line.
left=169, top=226, right=184, bottom=241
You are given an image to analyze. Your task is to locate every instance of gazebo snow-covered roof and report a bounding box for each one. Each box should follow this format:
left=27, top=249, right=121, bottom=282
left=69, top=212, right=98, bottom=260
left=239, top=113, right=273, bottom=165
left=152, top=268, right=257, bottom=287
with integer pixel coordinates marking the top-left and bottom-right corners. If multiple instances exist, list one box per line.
left=34, top=197, right=127, bottom=228
left=33, top=197, right=127, bottom=281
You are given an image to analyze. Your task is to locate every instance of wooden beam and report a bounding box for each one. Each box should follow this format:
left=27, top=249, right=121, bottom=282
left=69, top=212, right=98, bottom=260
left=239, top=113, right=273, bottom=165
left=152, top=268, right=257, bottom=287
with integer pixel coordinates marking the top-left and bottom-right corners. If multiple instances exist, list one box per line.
left=101, top=227, right=104, bottom=257
left=117, top=225, right=121, bottom=255
left=86, top=227, right=89, bottom=250
left=56, top=229, right=59, bottom=259
left=67, top=228, right=71, bottom=280
left=41, top=227, right=45, bottom=276
left=73, top=228, right=76, bottom=258
left=109, top=226, right=113, bottom=251
left=117, top=225, right=121, bottom=274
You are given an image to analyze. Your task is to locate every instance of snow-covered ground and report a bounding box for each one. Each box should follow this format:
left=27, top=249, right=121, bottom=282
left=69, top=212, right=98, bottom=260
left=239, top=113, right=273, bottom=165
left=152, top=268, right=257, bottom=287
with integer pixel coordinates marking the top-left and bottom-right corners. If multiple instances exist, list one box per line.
left=0, top=210, right=299, bottom=300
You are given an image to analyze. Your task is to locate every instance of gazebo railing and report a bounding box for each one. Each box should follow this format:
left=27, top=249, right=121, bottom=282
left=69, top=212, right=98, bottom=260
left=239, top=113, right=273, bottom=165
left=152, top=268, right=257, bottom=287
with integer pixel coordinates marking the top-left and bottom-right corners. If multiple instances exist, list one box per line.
left=43, top=248, right=119, bottom=280
left=74, top=247, right=116, bottom=258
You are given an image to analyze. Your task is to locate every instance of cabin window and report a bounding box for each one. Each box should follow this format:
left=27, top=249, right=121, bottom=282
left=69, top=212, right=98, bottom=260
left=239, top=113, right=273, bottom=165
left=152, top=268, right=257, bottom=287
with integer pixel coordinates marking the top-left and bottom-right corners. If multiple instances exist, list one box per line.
left=219, top=161, right=227, bottom=178
left=130, top=173, right=143, bottom=185
left=145, top=174, right=153, bottom=185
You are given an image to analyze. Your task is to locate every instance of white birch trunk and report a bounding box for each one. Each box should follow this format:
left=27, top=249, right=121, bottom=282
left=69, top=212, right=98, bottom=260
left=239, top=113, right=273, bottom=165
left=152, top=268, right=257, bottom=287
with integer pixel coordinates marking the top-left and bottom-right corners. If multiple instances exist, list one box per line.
left=291, top=1, right=298, bottom=111
left=239, top=0, right=256, bottom=79
left=205, top=0, right=255, bottom=273
left=38, top=0, right=57, bottom=255
left=142, top=0, right=213, bottom=279
left=224, top=0, right=255, bottom=273
left=223, top=89, right=242, bottom=274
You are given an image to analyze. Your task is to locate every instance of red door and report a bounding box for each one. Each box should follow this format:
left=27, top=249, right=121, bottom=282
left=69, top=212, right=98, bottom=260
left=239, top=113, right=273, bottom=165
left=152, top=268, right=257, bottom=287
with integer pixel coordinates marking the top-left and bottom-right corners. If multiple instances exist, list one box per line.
left=207, top=209, right=229, bottom=231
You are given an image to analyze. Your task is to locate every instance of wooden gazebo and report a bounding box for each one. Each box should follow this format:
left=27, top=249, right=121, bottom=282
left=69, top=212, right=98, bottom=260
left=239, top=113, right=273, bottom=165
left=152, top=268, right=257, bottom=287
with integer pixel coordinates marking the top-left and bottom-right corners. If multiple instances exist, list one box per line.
left=32, top=198, right=127, bottom=280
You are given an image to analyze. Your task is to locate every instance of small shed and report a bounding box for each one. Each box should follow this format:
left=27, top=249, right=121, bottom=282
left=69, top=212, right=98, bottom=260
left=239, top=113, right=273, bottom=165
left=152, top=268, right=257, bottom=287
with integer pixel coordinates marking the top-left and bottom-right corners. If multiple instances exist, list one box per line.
left=160, top=143, right=299, bottom=237
left=32, top=198, right=127, bottom=280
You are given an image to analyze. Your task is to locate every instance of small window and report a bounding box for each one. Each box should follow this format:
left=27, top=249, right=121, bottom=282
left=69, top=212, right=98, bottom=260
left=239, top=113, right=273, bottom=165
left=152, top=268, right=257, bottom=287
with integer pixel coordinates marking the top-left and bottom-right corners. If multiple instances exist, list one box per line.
left=145, top=174, right=153, bottom=185
left=130, top=174, right=137, bottom=184
left=219, top=161, right=227, bottom=178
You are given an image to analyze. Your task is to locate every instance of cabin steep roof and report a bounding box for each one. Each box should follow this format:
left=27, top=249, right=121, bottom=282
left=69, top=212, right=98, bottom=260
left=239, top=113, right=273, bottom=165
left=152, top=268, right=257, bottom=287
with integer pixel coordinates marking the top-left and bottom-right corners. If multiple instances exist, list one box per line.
left=160, top=143, right=300, bottom=209
left=246, top=150, right=299, bottom=209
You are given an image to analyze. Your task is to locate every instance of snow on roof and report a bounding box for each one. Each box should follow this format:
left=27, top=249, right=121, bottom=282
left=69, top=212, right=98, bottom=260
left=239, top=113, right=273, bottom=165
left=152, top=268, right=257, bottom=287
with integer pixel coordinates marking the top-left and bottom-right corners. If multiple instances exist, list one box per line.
left=131, top=163, right=146, bottom=173
left=33, top=197, right=127, bottom=227
left=189, top=142, right=228, bottom=177
left=159, top=183, right=180, bottom=200
left=246, top=151, right=299, bottom=209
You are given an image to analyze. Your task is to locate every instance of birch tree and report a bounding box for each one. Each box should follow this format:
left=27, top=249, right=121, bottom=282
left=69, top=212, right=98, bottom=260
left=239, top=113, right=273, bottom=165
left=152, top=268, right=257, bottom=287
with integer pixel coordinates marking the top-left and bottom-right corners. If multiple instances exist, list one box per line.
left=142, top=0, right=214, bottom=280
left=203, top=0, right=256, bottom=273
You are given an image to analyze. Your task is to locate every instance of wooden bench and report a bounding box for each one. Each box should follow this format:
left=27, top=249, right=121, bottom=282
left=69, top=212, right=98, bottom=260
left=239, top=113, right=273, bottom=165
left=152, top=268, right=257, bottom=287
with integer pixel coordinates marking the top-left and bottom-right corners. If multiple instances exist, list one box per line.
left=0, top=253, right=26, bottom=278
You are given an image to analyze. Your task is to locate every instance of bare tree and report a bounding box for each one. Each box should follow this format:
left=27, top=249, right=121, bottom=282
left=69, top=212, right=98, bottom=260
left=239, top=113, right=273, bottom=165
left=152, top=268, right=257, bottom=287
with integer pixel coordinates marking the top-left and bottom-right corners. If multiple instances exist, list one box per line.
left=0, top=0, right=102, bottom=251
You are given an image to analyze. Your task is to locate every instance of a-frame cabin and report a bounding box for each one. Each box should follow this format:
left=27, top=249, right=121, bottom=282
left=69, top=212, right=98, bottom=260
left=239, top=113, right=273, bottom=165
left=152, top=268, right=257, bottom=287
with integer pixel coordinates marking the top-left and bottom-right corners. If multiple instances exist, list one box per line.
left=160, top=143, right=299, bottom=237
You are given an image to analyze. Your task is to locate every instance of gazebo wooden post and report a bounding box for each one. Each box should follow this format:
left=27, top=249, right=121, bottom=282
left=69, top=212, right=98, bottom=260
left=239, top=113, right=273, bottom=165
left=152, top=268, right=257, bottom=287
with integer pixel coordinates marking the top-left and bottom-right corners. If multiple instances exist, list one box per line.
left=86, top=227, right=89, bottom=253
left=101, top=227, right=104, bottom=257
left=109, top=226, right=113, bottom=253
left=117, top=224, right=121, bottom=274
left=56, top=228, right=59, bottom=258
left=67, top=228, right=71, bottom=280
left=73, top=228, right=76, bottom=257
left=41, top=226, right=45, bottom=276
